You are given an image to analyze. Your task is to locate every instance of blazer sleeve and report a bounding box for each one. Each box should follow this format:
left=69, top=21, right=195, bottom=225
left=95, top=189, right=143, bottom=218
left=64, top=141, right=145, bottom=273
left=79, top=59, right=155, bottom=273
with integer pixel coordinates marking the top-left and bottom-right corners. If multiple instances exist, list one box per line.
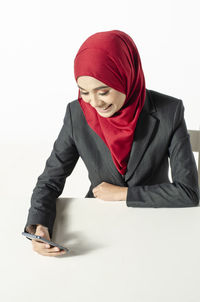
left=126, top=100, right=199, bottom=208
left=24, top=103, right=79, bottom=238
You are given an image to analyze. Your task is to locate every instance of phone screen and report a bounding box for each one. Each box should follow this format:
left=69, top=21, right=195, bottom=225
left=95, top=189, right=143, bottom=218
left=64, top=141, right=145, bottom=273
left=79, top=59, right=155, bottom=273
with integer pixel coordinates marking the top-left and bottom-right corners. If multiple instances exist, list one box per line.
left=22, top=232, right=69, bottom=252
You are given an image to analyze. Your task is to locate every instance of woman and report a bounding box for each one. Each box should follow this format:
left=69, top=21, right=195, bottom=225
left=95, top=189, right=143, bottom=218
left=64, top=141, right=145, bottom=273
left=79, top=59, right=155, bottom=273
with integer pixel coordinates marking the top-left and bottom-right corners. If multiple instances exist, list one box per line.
left=24, top=30, right=199, bottom=257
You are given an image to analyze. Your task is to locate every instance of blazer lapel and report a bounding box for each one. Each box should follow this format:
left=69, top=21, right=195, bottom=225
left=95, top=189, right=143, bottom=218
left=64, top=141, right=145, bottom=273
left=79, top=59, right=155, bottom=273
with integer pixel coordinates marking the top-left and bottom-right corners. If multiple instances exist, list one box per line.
left=124, top=89, right=159, bottom=182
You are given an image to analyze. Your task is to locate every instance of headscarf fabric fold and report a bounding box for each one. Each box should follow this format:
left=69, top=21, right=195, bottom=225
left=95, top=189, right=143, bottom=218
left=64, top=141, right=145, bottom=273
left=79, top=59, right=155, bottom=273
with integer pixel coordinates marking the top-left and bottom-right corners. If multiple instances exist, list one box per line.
left=74, top=30, right=146, bottom=175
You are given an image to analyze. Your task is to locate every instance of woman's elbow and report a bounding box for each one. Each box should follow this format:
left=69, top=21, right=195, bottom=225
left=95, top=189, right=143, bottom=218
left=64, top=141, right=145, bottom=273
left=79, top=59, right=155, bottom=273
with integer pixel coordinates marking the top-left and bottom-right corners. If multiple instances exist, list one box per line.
left=182, top=186, right=199, bottom=207
left=191, top=192, right=200, bottom=206
left=176, top=182, right=199, bottom=207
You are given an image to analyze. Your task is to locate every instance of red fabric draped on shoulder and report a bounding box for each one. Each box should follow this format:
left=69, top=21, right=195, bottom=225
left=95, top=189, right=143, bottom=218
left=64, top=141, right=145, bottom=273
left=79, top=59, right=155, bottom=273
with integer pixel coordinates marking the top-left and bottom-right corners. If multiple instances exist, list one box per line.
left=74, top=30, right=146, bottom=176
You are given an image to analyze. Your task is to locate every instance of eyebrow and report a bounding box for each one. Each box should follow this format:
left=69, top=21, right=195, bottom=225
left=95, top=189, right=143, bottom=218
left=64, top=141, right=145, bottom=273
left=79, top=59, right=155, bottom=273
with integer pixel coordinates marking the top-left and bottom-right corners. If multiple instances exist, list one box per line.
left=77, top=84, right=109, bottom=91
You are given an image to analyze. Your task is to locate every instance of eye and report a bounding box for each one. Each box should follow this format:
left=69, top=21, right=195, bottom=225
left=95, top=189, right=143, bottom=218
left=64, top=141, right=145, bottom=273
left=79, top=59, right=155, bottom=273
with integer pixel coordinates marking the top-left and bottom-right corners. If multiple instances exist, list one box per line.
left=99, top=91, right=109, bottom=96
left=80, top=90, right=109, bottom=96
left=80, top=91, right=89, bottom=95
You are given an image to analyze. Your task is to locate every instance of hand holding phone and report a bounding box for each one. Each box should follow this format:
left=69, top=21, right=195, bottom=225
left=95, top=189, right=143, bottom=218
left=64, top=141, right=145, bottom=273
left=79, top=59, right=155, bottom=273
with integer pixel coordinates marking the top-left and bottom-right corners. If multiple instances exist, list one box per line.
left=22, top=232, right=69, bottom=252
left=22, top=224, right=69, bottom=256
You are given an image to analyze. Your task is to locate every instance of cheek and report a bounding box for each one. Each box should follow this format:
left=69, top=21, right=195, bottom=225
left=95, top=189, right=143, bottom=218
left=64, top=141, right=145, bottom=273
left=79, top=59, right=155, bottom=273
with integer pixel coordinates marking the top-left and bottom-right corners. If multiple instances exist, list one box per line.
left=81, top=95, right=89, bottom=103
left=108, top=95, right=117, bottom=106
left=118, top=94, right=126, bottom=108
left=110, top=95, right=125, bottom=108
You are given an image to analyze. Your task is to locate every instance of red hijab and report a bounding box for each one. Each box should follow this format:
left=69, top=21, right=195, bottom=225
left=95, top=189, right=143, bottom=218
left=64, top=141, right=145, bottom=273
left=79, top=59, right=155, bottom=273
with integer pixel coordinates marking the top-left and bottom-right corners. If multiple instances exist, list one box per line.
left=74, top=30, right=146, bottom=175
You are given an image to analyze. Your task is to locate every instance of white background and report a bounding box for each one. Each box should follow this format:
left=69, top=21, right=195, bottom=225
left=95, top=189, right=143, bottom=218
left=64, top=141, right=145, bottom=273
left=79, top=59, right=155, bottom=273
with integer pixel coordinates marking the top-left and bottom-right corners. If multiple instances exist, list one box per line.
left=1, top=0, right=200, bottom=144
left=0, top=1, right=200, bottom=301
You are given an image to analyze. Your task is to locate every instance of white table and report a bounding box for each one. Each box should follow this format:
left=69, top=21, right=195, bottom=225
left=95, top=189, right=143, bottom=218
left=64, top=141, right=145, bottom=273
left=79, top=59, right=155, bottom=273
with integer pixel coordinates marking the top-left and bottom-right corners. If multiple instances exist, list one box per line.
left=1, top=197, right=200, bottom=302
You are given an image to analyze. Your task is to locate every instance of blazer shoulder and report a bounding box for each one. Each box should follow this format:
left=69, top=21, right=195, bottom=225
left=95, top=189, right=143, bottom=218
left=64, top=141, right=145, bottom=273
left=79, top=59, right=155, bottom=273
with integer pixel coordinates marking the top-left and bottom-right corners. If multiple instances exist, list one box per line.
left=66, top=99, right=86, bottom=126
left=67, top=99, right=80, bottom=111
left=148, top=89, right=182, bottom=105
left=66, top=99, right=82, bottom=116
left=147, top=89, right=183, bottom=115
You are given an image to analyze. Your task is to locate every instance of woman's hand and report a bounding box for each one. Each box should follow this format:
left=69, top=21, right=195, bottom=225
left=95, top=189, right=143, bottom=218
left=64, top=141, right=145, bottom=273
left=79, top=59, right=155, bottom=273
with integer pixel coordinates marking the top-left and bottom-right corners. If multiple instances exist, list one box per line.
left=92, top=182, right=128, bottom=201
left=32, top=224, right=66, bottom=257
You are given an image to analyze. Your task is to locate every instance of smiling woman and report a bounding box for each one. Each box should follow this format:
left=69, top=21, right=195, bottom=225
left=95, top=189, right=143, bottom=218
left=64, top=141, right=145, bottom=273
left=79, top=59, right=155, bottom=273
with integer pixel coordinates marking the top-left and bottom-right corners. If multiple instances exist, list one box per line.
left=73, top=31, right=146, bottom=177
left=23, top=29, right=199, bottom=257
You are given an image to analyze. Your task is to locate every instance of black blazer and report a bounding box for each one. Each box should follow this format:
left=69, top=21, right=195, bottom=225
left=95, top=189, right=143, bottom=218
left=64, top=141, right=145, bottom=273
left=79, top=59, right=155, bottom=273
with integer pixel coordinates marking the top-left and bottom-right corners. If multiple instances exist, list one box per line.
left=24, top=89, right=199, bottom=237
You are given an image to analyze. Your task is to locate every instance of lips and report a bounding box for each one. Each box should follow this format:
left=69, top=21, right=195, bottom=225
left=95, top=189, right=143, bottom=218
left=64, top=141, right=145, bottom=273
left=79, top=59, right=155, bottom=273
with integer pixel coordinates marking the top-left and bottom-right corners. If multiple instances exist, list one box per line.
left=103, top=105, right=110, bottom=110
left=97, top=104, right=112, bottom=112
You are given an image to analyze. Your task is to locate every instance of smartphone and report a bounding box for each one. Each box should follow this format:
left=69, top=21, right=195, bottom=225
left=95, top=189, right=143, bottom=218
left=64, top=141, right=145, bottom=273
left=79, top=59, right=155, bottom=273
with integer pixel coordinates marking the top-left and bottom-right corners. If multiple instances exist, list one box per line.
left=22, top=232, right=69, bottom=252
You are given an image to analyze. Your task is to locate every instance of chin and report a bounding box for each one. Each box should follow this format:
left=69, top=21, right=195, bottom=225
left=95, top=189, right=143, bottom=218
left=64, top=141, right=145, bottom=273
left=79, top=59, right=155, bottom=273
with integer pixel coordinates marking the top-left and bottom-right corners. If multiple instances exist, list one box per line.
left=99, top=111, right=113, bottom=118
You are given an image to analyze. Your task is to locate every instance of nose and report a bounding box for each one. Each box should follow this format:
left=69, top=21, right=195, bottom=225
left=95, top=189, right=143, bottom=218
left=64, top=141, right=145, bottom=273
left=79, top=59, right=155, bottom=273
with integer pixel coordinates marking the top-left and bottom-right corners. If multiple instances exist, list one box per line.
left=89, top=94, right=103, bottom=108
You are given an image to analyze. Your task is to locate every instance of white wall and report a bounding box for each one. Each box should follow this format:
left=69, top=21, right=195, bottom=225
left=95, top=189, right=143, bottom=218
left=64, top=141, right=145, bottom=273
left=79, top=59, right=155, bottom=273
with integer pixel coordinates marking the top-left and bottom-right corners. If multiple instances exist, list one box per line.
left=1, top=0, right=200, bottom=198
left=1, top=0, right=200, bottom=144
left=1, top=3, right=200, bottom=299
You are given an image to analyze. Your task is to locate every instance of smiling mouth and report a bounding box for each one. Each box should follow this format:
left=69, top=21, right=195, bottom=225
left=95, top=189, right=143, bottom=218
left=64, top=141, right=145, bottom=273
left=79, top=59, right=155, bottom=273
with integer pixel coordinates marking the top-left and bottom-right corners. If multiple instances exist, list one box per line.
left=97, top=104, right=112, bottom=112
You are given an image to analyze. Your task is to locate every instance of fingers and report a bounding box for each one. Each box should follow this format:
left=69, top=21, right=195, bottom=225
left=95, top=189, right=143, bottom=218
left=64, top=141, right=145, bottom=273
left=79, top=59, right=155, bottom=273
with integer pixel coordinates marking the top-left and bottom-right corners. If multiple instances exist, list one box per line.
left=41, top=250, right=67, bottom=257
left=32, top=225, right=67, bottom=256
left=32, top=241, right=67, bottom=256
left=35, top=225, right=50, bottom=240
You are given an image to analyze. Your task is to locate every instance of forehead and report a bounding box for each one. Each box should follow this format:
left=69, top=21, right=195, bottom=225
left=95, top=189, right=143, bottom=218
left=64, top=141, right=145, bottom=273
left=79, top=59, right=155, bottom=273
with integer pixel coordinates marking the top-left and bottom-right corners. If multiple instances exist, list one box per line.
left=77, top=76, right=109, bottom=90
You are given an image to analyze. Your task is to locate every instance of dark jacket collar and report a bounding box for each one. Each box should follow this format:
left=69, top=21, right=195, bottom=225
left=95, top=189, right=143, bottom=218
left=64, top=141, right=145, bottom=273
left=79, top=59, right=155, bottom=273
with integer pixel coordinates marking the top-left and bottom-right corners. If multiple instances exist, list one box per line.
left=143, top=89, right=157, bottom=114
left=124, top=88, right=159, bottom=182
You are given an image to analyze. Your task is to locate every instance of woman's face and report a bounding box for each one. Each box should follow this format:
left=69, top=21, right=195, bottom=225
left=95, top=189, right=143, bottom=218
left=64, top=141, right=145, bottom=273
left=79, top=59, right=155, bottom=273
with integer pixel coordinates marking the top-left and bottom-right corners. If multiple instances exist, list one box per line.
left=77, top=76, right=126, bottom=118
